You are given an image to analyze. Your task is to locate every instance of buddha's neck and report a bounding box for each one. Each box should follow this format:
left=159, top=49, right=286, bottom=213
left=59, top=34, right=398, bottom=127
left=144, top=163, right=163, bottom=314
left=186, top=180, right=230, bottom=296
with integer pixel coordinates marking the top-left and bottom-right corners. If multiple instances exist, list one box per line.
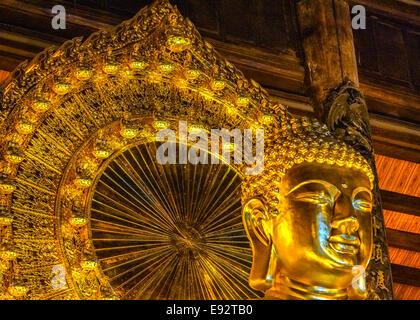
left=265, top=276, right=348, bottom=300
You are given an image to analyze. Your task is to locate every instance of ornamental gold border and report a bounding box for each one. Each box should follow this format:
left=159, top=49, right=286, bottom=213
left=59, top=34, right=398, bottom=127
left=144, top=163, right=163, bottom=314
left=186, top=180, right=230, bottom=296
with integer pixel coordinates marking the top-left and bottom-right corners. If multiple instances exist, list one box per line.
left=0, top=0, right=286, bottom=299
left=56, top=116, right=249, bottom=299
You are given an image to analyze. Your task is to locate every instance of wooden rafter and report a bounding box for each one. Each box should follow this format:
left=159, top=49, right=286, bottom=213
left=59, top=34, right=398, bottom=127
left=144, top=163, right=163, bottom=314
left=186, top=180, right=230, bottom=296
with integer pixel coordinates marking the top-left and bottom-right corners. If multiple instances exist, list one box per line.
left=387, top=229, right=420, bottom=252
left=381, top=190, right=420, bottom=217
left=391, top=264, right=420, bottom=287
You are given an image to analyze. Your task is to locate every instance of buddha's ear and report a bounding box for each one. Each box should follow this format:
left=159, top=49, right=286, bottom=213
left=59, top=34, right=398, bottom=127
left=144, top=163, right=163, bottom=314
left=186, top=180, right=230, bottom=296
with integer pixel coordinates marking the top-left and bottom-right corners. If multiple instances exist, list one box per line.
left=242, top=198, right=273, bottom=291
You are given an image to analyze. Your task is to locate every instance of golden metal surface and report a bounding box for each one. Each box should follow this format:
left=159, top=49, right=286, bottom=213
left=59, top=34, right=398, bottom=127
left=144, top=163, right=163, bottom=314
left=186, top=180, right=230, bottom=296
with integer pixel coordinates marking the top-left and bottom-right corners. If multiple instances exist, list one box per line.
left=89, top=142, right=260, bottom=299
left=243, top=163, right=373, bottom=299
left=0, top=0, right=375, bottom=299
left=241, top=116, right=374, bottom=299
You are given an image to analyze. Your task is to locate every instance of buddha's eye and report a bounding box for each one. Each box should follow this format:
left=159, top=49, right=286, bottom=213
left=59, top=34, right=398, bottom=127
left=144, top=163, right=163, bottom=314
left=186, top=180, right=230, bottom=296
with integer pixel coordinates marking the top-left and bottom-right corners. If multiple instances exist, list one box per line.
left=352, top=189, right=373, bottom=213
left=287, top=181, right=339, bottom=205
left=291, top=192, right=332, bottom=205
left=353, top=199, right=372, bottom=212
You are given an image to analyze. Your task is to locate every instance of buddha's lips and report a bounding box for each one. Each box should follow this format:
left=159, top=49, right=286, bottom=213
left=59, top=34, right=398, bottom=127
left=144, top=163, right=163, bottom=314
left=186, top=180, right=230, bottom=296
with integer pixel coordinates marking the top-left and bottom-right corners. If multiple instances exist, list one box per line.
left=328, top=234, right=360, bottom=254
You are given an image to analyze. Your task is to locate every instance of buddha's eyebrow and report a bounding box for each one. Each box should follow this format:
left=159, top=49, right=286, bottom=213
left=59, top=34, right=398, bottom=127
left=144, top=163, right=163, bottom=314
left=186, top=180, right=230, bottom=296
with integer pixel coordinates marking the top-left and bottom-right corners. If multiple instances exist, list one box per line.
left=286, top=180, right=340, bottom=197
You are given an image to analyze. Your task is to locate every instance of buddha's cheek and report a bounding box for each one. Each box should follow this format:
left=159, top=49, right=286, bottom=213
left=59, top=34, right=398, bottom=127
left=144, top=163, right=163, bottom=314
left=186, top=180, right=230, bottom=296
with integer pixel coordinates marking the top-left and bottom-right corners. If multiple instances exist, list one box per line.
left=282, top=201, right=332, bottom=255
left=271, top=216, right=318, bottom=273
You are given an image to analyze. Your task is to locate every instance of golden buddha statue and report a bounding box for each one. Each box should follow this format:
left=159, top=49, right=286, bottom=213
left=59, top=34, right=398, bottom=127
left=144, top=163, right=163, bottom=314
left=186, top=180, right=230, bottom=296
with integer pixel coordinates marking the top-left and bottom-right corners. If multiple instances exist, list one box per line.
left=242, top=116, right=375, bottom=300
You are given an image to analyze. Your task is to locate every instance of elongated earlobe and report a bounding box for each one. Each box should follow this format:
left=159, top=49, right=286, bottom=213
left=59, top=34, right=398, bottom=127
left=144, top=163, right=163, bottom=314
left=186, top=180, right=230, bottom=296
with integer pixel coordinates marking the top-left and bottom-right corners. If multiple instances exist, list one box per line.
left=242, top=198, right=273, bottom=291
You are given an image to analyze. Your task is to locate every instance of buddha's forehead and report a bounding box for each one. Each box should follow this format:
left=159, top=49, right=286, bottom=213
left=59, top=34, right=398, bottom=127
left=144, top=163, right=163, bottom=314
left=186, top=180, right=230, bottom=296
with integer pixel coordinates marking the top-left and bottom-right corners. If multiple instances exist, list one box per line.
left=283, top=162, right=371, bottom=191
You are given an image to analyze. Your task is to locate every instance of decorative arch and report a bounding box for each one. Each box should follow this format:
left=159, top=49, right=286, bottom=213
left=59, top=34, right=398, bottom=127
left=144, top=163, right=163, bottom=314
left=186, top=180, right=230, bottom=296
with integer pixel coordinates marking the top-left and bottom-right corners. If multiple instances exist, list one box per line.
left=0, top=0, right=289, bottom=299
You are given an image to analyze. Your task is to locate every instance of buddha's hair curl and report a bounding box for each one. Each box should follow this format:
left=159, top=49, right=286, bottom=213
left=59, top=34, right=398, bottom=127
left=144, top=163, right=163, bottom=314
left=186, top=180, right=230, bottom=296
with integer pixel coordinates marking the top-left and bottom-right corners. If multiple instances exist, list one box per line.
left=242, top=115, right=374, bottom=215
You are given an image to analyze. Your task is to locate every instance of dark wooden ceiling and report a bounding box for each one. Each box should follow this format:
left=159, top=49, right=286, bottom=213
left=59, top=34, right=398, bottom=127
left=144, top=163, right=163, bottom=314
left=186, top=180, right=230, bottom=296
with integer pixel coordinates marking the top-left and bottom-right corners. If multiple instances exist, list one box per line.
left=0, top=0, right=419, bottom=299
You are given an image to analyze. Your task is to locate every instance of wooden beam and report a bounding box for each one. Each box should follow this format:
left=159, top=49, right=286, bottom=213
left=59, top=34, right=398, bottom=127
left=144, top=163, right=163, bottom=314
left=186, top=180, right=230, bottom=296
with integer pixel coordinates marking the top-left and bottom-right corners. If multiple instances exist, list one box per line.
left=387, top=229, right=420, bottom=252
left=297, top=0, right=358, bottom=117
left=391, top=264, right=420, bottom=287
left=373, top=141, right=420, bottom=165
left=370, top=114, right=420, bottom=164
left=205, top=38, right=305, bottom=95
left=381, top=190, right=420, bottom=217
left=360, top=80, right=420, bottom=126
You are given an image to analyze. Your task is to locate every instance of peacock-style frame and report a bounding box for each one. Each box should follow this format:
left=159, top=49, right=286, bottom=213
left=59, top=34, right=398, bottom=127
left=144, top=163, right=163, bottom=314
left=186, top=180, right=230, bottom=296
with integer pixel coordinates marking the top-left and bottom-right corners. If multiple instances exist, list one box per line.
left=0, top=0, right=289, bottom=299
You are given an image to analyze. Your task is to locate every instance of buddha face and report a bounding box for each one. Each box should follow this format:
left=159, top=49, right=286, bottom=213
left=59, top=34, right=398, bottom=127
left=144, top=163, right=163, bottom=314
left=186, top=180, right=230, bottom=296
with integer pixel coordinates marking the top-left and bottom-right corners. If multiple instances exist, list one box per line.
left=243, top=162, right=373, bottom=291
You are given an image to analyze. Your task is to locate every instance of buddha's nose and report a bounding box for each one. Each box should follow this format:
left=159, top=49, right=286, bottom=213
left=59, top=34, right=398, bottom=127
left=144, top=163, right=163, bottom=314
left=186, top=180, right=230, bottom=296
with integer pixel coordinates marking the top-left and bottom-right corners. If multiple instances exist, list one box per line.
left=332, top=216, right=359, bottom=234
left=332, top=193, right=359, bottom=234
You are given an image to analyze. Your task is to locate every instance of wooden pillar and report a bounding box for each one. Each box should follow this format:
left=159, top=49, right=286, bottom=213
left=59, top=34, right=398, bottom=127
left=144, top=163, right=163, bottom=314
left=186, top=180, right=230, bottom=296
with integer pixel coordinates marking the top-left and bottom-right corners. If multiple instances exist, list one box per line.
left=296, top=0, right=394, bottom=299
